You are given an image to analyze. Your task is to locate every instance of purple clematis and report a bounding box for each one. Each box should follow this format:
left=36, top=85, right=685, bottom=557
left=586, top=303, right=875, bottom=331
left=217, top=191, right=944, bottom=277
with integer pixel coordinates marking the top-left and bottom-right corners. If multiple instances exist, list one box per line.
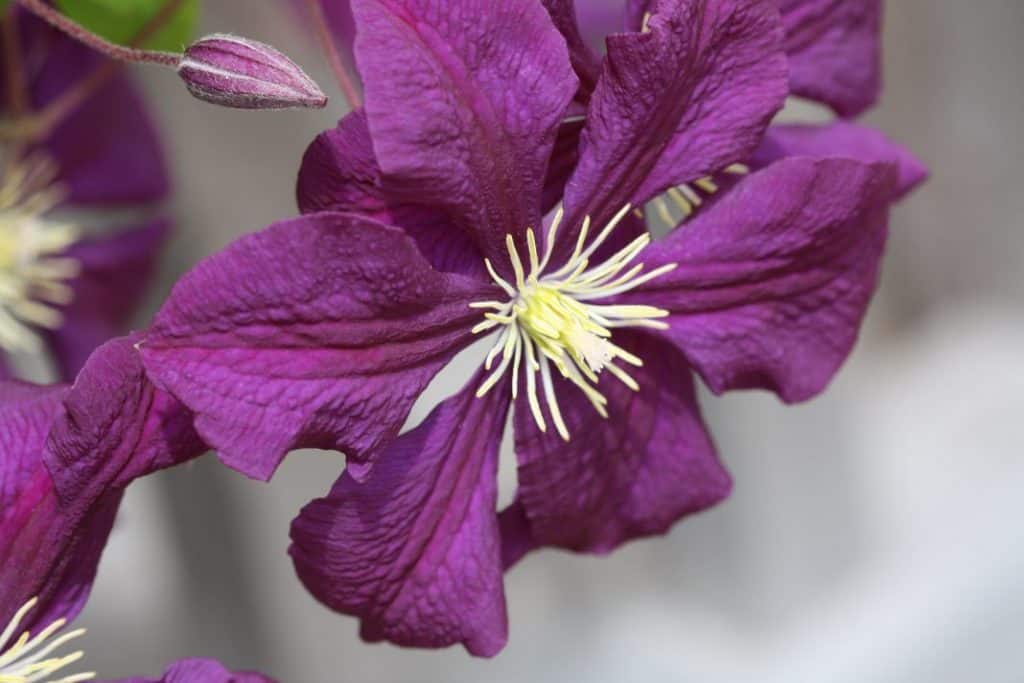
left=0, top=334, right=279, bottom=680
left=110, top=658, right=276, bottom=683
left=547, top=0, right=919, bottom=230
left=0, top=12, right=171, bottom=381
left=138, top=0, right=922, bottom=656
left=623, top=0, right=882, bottom=116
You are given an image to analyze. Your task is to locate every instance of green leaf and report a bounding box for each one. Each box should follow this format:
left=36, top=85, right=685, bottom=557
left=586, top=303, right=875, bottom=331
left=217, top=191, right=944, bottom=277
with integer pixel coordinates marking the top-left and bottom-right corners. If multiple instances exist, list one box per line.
left=54, top=0, right=200, bottom=52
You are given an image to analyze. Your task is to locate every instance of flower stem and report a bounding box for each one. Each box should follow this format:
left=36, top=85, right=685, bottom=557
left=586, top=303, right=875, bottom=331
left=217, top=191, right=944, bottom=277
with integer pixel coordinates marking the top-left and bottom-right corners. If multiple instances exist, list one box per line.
left=31, top=0, right=187, bottom=134
left=2, top=4, right=29, bottom=116
left=304, top=0, right=361, bottom=109
left=1, top=0, right=186, bottom=142
left=17, top=0, right=181, bottom=67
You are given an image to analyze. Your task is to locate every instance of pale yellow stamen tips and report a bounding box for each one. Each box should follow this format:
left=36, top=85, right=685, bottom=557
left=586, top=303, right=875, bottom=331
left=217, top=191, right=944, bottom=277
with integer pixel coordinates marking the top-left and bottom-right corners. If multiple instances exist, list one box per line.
left=471, top=205, right=676, bottom=441
left=0, top=153, right=81, bottom=355
left=648, top=162, right=751, bottom=227
left=0, top=597, right=95, bottom=683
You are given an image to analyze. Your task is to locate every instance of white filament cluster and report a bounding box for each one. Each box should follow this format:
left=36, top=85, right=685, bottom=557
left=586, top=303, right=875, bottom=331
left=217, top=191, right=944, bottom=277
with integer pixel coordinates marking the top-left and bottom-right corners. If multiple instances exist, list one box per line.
left=471, top=205, right=676, bottom=440
left=0, top=154, right=80, bottom=354
left=648, top=163, right=750, bottom=226
left=0, top=597, right=94, bottom=683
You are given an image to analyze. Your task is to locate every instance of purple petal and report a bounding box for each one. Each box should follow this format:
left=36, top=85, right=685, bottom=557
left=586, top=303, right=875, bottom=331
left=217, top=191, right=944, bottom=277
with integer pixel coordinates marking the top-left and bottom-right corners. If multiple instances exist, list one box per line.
left=574, top=0, right=631, bottom=50
left=779, top=0, right=882, bottom=117
left=561, top=0, right=787, bottom=248
left=622, top=157, right=898, bottom=402
left=0, top=381, right=120, bottom=634
left=542, top=0, right=602, bottom=96
left=140, top=213, right=496, bottom=481
left=507, top=332, right=730, bottom=557
left=0, top=348, right=197, bottom=645
left=105, top=657, right=277, bottom=683
left=350, top=0, right=577, bottom=268
left=625, top=0, right=651, bottom=31
left=2, top=337, right=203, bottom=633
left=290, top=372, right=510, bottom=657
left=627, top=0, right=881, bottom=117
left=297, top=111, right=484, bottom=277
left=44, top=218, right=170, bottom=381
left=754, top=121, right=929, bottom=201
left=15, top=15, right=169, bottom=206
left=44, top=336, right=205, bottom=506
left=541, top=117, right=586, bottom=214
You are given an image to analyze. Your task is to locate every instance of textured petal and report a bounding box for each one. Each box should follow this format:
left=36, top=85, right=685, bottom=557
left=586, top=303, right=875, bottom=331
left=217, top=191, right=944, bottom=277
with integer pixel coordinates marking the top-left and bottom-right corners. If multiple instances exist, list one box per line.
left=105, top=657, right=277, bottom=683
left=350, top=0, right=577, bottom=267
left=541, top=117, right=586, bottom=214
left=290, top=372, right=510, bottom=657
left=0, top=381, right=120, bottom=634
left=1, top=338, right=203, bottom=633
left=44, top=336, right=205, bottom=506
left=542, top=0, right=602, bottom=96
left=754, top=122, right=929, bottom=201
left=44, top=218, right=171, bottom=381
left=621, top=157, right=898, bottom=402
left=560, top=0, right=787, bottom=254
left=141, top=213, right=496, bottom=481
left=627, top=0, right=881, bottom=117
left=297, top=111, right=484, bottom=277
left=14, top=14, right=169, bottom=206
left=508, top=332, right=729, bottom=557
left=779, top=0, right=882, bottom=117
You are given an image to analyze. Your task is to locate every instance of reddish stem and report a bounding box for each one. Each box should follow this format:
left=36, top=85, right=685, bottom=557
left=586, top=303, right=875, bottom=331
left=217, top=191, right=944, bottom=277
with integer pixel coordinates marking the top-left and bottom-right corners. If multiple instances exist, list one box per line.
left=2, top=5, right=29, bottom=115
left=17, top=0, right=181, bottom=67
left=304, top=0, right=361, bottom=109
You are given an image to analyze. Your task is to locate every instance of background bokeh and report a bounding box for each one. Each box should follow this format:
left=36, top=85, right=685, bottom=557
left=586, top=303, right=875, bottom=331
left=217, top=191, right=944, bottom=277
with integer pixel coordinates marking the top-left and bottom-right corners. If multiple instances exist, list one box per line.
left=76, top=1, right=1024, bottom=681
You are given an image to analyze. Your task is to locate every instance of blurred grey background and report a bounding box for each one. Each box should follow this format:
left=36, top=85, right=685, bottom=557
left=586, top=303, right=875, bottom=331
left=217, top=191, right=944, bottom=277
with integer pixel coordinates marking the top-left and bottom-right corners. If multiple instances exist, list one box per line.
left=76, top=1, right=1024, bottom=681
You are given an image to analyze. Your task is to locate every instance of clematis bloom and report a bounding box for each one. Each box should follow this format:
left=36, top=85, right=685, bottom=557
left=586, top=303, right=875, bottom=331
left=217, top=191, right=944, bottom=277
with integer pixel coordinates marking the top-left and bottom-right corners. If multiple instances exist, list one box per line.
left=0, top=12, right=172, bottom=381
left=547, top=0, right=921, bottom=230
left=0, top=333, right=280, bottom=681
left=138, top=0, right=921, bottom=656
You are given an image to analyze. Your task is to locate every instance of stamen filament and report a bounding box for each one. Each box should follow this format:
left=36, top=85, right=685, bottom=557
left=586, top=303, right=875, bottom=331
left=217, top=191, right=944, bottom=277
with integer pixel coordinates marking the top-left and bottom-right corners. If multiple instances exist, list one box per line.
left=0, top=598, right=94, bottom=683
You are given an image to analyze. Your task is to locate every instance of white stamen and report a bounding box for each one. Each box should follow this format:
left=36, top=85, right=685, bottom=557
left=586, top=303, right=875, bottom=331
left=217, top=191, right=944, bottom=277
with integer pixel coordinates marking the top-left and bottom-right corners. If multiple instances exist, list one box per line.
left=0, top=597, right=95, bottom=683
left=644, top=163, right=752, bottom=227
left=0, top=153, right=81, bottom=355
left=471, top=204, right=676, bottom=438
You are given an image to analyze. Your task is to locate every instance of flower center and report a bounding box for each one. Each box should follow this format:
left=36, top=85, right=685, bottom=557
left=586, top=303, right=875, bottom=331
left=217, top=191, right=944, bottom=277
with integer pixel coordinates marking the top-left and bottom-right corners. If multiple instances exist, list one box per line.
left=0, top=596, right=94, bottom=683
left=0, top=154, right=80, bottom=355
left=471, top=205, right=676, bottom=440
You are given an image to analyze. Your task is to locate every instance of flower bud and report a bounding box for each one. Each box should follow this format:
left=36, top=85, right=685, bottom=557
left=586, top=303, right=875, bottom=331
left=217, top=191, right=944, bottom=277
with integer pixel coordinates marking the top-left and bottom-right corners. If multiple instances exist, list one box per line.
left=177, top=34, right=328, bottom=110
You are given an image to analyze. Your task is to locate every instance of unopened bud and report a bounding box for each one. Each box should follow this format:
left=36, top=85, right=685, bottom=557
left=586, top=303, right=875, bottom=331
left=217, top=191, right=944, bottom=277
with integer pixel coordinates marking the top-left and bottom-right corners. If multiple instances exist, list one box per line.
left=177, top=34, right=328, bottom=110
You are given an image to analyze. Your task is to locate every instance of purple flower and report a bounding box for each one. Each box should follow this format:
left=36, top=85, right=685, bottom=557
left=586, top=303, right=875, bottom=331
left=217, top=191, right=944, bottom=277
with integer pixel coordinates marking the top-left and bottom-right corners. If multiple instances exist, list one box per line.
left=108, top=657, right=277, bottom=683
left=0, top=12, right=171, bottom=381
left=621, top=0, right=882, bottom=116
left=545, top=0, right=921, bottom=224
left=0, top=336, right=275, bottom=679
left=138, top=0, right=919, bottom=655
left=0, top=333, right=217, bottom=680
